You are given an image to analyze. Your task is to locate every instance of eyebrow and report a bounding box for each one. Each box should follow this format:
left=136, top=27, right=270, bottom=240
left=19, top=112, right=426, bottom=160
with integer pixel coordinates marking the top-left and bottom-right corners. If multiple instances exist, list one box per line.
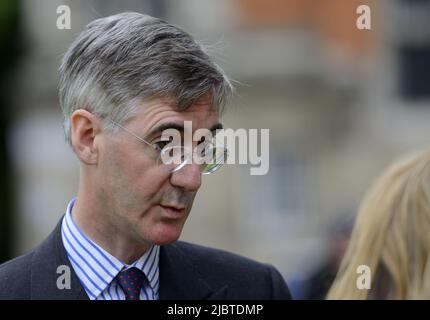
left=145, top=122, right=224, bottom=139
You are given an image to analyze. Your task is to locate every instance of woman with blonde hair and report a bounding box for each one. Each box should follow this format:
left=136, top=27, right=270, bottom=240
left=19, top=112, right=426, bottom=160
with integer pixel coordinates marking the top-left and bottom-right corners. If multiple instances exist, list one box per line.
left=327, top=150, right=430, bottom=299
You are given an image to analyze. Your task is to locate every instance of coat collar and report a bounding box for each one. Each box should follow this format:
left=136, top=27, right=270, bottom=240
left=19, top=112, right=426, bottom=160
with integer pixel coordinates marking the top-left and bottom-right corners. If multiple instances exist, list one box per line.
left=30, top=219, right=89, bottom=300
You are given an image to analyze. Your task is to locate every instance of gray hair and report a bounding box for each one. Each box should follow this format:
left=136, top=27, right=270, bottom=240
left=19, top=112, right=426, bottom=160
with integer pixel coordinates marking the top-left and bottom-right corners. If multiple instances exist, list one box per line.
left=58, top=12, right=234, bottom=145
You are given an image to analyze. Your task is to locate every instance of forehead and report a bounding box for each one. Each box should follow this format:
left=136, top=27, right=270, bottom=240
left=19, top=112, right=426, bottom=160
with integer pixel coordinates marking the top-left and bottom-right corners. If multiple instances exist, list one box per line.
left=126, top=95, right=221, bottom=135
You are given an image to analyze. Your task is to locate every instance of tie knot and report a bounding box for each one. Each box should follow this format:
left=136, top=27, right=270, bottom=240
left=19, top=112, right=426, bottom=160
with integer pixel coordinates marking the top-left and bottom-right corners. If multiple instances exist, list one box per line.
left=117, top=267, right=147, bottom=300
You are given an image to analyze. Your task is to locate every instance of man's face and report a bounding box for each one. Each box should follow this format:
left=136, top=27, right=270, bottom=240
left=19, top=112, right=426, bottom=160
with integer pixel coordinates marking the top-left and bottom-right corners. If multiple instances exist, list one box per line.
left=95, top=95, right=221, bottom=247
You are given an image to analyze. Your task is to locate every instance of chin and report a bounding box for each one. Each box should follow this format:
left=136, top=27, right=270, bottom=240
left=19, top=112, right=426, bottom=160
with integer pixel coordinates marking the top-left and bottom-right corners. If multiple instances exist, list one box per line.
left=144, top=221, right=184, bottom=245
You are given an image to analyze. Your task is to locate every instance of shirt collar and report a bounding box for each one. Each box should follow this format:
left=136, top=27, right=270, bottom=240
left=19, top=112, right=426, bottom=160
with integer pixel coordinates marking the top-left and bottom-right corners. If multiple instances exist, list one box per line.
left=61, top=197, right=160, bottom=299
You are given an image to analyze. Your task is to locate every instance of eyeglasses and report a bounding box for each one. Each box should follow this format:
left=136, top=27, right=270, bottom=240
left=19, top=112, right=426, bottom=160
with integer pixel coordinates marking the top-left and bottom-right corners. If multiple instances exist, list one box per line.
left=107, top=119, right=228, bottom=175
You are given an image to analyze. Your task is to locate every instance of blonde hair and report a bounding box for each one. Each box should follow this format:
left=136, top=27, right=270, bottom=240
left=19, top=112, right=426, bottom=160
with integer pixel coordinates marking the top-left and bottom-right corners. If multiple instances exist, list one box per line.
left=327, top=150, right=430, bottom=299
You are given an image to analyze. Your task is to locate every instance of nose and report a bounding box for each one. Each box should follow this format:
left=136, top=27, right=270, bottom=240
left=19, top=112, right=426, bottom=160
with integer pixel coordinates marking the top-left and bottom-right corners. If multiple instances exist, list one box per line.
left=170, top=163, right=202, bottom=192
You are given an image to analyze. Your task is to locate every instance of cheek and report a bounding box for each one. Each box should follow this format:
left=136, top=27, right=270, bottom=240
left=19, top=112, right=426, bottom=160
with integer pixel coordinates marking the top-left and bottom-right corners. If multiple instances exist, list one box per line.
left=101, top=142, right=169, bottom=209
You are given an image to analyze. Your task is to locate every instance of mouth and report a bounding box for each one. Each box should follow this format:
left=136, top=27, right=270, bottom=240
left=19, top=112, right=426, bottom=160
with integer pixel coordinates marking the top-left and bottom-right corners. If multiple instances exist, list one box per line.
left=159, top=204, right=186, bottom=219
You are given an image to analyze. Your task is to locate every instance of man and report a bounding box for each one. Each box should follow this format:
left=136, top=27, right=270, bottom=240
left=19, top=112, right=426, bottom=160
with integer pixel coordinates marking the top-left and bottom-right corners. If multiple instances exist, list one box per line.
left=0, top=12, right=291, bottom=300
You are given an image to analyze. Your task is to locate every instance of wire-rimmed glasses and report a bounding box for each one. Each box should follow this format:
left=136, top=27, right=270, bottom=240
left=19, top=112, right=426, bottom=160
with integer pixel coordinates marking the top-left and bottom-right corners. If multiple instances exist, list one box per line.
left=108, top=119, right=228, bottom=175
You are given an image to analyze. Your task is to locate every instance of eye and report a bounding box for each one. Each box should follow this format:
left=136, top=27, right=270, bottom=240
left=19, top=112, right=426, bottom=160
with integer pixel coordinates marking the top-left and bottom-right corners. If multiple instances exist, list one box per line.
left=152, top=135, right=174, bottom=152
left=153, top=140, right=170, bottom=153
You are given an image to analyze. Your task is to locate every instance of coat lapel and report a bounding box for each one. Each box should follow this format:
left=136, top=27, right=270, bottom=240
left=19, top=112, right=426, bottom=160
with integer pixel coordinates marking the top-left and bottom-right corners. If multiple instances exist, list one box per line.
left=158, top=243, right=228, bottom=300
left=30, top=219, right=89, bottom=300
left=29, top=218, right=228, bottom=300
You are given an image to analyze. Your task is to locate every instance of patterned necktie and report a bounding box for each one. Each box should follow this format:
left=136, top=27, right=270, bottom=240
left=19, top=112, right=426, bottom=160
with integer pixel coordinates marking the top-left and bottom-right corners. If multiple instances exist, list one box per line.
left=117, top=267, right=147, bottom=300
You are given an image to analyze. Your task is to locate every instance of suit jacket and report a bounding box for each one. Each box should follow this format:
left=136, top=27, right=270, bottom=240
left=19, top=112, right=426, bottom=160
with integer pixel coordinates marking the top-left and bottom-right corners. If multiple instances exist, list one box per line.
left=0, top=219, right=291, bottom=300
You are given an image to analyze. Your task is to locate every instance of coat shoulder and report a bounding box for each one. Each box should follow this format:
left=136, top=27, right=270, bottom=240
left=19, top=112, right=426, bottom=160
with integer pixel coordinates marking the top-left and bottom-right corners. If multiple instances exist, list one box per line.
left=0, top=250, right=34, bottom=299
left=173, top=241, right=292, bottom=299
left=175, top=241, right=269, bottom=272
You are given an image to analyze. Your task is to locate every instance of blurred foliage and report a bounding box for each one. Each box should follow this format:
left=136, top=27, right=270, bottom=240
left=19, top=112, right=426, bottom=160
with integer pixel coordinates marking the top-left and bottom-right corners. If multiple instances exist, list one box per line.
left=0, top=0, right=22, bottom=262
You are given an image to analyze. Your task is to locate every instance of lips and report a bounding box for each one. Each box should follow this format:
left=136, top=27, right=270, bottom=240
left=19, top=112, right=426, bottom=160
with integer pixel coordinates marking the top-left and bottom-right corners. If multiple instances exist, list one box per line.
left=159, top=204, right=186, bottom=219
left=161, top=204, right=186, bottom=211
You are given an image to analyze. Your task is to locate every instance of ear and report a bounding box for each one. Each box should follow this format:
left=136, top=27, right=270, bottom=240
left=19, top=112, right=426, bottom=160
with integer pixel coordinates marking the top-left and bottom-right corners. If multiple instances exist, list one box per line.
left=70, top=109, right=102, bottom=165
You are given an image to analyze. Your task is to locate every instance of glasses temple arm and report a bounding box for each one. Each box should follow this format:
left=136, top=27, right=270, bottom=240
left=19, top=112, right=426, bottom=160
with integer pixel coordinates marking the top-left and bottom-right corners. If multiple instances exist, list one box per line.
left=108, top=120, right=154, bottom=148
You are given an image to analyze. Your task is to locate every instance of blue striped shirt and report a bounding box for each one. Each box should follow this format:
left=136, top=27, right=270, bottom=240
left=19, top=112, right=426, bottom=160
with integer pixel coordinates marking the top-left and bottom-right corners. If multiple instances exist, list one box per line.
left=61, top=198, right=160, bottom=300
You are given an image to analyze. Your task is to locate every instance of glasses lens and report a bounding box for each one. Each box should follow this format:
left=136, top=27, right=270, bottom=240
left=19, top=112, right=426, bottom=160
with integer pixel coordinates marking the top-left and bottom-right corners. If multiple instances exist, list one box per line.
left=159, top=146, right=187, bottom=166
left=201, top=147, right=228, bottom=174
left=159, top=144, right=228, bottom=175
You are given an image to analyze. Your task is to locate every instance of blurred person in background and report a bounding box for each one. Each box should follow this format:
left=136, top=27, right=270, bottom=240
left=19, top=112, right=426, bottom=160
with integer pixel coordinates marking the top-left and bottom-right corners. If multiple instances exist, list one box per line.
left=328, top=149, right=430, bottom=299
left=301, top=217, right=352, bottom=300
left=0, top=12, right=291, bottom=300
